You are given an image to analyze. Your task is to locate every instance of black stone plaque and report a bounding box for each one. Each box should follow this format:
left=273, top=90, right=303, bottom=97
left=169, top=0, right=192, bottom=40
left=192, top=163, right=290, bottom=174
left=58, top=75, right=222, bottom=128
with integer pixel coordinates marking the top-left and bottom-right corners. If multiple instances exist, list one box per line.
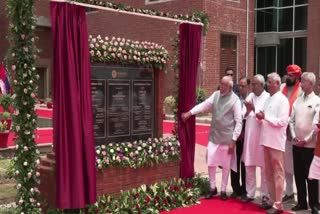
left=91, top=65, right=154, bottom=145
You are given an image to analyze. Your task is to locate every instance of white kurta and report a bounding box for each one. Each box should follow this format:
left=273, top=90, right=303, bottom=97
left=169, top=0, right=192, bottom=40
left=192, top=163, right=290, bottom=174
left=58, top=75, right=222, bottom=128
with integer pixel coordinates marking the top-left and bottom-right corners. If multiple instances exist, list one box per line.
left=190, top=91, right=242, bottom=172
left=260, top=91, right=290, bottom=151
left=309, top=156, right=320, bottom=180
left=242, top=91, right=270, bottom=167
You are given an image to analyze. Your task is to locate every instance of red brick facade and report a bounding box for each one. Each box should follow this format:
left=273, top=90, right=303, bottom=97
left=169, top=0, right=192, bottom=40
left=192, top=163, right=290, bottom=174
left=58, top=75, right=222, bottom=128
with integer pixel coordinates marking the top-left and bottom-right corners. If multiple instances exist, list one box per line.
left=307, top=0, right=320, bottom=75
left=0, top=0, right=255, bottom=99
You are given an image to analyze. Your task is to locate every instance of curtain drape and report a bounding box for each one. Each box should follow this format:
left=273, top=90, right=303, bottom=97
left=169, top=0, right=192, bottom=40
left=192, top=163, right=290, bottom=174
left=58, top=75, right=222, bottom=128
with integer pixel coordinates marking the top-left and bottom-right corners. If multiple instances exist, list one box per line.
left=178, top=23, right=202, bottom=179
left=50, top=2, right=96, bottom=209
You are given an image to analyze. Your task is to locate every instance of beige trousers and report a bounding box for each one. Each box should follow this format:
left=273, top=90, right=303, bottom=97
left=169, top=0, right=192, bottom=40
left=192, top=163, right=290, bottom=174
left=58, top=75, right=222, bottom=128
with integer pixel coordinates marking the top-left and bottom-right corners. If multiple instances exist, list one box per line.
left=264, top=146, right=285, bottom=210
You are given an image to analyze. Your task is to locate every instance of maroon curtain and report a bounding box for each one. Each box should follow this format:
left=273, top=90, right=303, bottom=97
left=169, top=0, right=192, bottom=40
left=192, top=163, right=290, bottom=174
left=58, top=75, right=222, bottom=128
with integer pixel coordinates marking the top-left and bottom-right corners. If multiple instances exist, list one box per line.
left=178, top=23, right=202, bottom=179
left=50, top=2, right=96, bottom=209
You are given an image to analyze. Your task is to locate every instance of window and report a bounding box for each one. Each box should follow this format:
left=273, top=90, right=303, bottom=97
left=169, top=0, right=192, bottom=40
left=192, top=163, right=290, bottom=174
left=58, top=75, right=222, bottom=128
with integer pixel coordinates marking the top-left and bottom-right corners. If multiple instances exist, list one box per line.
left=255, top=0, right=308, bottom=33
left=145, top=0, right=174, bottom=4
left=278, top=8, right=293, bottom=31
left=277, top=38, right=293, bottom=75
left=221, top=35, right=237, bottom=49
left=294, top=37, right=307, bottom=71
left=256, top=9, right=277, bottom=32
left=295, top=6, right=307, bottom=30
left=36, top=67, right=49, bottom=99
left=256, top=47, right=276, bottom=77
left=256, top=0, right=277, bottom=8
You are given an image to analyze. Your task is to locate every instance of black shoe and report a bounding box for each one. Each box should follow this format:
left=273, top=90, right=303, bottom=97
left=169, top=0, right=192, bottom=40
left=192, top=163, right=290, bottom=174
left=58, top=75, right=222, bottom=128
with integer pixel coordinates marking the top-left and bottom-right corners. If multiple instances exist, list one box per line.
left=311, top=206, right=320, bottom=214
left=230, top=191, right=241, bottom=198
left=241, top=195, right=254, bottom=203
left=260, top=201, right=272, bottom=210
left=266, top=207, right=283, bottom=214
left=282, top=194, right=294, bottom=202
left=291, top=204, right=308, bottom=211
left=205, top=188, right=218, bottom=199
left=220, top=191, right=228, bottom=201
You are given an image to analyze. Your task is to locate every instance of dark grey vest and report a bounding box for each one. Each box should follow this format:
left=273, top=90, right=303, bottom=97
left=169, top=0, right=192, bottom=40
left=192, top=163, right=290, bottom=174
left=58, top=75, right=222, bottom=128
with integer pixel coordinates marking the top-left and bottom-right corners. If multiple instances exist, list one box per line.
left=209, top=91, right=239, bottom=145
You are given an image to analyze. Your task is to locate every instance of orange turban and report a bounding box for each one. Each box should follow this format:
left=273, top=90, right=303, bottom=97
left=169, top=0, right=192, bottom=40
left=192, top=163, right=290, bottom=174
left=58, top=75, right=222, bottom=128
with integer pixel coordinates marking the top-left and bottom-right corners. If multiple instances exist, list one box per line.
left=286, top=64, right=302, bottom=77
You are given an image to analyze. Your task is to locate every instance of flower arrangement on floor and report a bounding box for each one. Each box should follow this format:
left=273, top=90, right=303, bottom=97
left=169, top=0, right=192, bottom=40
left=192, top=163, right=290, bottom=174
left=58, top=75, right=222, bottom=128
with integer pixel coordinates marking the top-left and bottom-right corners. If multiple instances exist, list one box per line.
left=89, top=35, right=169, bottom=70
left=88, top=178, right=200, bottom=214
left=95, top=137, right=180, bottom=170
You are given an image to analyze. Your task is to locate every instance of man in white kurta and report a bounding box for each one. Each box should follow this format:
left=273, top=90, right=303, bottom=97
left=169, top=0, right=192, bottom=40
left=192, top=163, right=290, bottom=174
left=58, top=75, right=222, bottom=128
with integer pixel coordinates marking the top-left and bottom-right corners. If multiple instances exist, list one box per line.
left=257, top=72, right=289, bottom=214
left=241, top=74, right=270, bottom=204
left=182, top=76, right=242, bottom=201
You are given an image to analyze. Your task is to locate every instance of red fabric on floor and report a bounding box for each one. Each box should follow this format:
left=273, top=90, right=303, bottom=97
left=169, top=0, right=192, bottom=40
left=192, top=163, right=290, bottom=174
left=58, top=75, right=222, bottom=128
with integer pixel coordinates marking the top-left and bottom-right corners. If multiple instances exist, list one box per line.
left=163, top=120, right=209, bottom=147
left=162, top=198, right=290, bottom=214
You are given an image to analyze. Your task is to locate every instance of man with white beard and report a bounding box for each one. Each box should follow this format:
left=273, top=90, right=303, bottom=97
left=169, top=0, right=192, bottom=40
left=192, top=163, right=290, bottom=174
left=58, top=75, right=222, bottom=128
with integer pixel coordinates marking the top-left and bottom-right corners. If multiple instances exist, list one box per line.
left=182, top=75, right=242, bottom=201
left=241, top=74, right=270, bottom=206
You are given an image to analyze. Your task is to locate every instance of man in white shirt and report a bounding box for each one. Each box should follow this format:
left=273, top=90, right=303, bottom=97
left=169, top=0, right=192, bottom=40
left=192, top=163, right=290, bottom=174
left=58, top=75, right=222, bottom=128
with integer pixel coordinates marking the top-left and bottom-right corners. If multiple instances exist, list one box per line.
left=289, top=72, right=320, bottom=213
left=182, top=76, right=242, bottom=201
left=256, top=72, right=290, bottom=214
left=241, top=74, right=270, bottom=205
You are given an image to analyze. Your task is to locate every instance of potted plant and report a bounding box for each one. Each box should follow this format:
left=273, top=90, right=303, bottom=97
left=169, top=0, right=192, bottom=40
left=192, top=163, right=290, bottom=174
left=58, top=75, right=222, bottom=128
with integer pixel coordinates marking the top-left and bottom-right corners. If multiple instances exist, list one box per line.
left=0, top=120, right=9, bottom=148
left=0, top=94, right=13, bottom=130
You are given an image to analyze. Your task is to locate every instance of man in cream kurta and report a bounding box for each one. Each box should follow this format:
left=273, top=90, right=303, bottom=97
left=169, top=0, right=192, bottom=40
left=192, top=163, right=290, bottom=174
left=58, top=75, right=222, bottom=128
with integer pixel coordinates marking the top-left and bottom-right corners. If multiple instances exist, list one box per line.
left=182, top=76, right=242, bottom=201
left=257, top=72, right=289, bottom=214
left=289, top=72, right=320, bottom=213
left=241, top=74, right=270, bottom=204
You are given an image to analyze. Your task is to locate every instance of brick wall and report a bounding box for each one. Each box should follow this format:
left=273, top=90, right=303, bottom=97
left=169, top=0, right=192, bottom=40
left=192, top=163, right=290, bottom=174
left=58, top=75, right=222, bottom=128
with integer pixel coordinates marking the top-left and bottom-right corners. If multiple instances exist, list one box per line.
left=201, top=0, right=255, bottom=94
left=307, top=0, right=320, bottom=76
left=38, top=152, right=180, bottom=209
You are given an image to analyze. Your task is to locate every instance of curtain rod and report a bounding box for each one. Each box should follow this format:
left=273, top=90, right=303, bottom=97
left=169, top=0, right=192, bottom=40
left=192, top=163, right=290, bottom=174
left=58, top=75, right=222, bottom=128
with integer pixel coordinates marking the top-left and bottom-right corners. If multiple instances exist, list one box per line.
left=50, top=0, right=203, bottom=26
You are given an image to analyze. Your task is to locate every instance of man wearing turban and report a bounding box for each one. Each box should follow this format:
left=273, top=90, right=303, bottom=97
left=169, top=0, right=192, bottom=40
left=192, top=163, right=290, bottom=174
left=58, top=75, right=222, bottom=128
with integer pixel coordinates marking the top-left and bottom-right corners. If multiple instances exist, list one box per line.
left=280, top=64, right=303, bottom=202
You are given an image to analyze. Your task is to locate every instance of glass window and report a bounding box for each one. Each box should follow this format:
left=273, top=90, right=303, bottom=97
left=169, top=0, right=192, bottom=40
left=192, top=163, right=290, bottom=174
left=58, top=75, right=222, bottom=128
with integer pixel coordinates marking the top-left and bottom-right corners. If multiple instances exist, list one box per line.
left=256, top=0, right=277, bottom=8
left=294, top=37, right=307, bottom=72
left=256, top=47, right=276, bottom=77
left=221, top=35, right=237, bottom=49
left=279, top=0, right=293, bottom=7
left=277, top=38, right=293, bottom=76
left=295, top=6, right=307, bottom=30
left=278, top=8, right=293, bottom=31
left=295, top=0, right=308, bottom=5
left=256, top=9, right=277, bottom=32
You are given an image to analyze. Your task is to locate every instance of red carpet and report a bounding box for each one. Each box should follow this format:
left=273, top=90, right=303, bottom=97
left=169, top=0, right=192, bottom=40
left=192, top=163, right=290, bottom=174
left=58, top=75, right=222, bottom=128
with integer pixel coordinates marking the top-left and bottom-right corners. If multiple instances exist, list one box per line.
left=163, top=120, right=209, bottom=147
left=162, top=198, right=290, bottom=214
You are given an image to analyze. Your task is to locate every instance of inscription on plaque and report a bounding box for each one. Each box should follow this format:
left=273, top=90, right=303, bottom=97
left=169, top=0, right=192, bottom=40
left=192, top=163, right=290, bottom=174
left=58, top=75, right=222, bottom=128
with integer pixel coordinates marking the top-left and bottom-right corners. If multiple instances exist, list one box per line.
left=91, top=65, right=154, bottom=145
left=91, top=80, right=106, bottom=138
left=107, top=81, right=130, bottom=137
left=132, top=81, right=152, bottom=134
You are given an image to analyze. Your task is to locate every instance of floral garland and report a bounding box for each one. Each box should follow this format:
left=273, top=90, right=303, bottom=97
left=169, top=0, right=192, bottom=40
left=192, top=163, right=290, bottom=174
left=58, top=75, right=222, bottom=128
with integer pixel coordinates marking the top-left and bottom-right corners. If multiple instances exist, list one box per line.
left=76, top=0, right=209, bottom=34
left=6, top=0, right=41, bottom=213
left=89, top=35, right=169, bottom=70
left=95, top=137, right=180, bottom=170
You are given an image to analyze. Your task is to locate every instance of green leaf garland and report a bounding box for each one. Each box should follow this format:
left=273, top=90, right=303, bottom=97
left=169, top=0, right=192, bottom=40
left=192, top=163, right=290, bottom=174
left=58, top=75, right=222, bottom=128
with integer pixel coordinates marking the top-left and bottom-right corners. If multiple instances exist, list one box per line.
left=6, top=0, right=41, bottom=213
